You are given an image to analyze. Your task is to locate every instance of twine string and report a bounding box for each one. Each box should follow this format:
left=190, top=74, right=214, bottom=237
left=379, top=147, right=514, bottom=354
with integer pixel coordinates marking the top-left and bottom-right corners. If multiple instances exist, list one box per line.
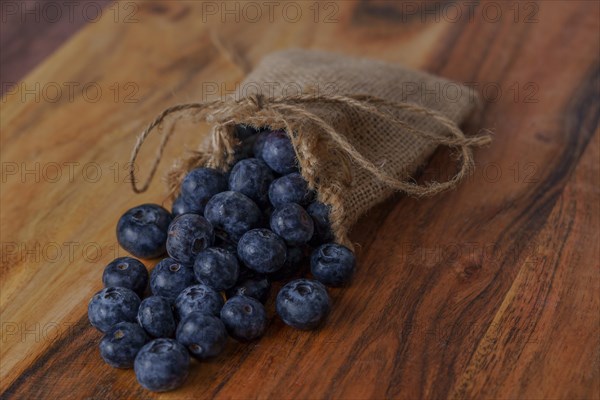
left=129, top=93, right=491, bottom=196
left=129, top=101, right=222, bottom=193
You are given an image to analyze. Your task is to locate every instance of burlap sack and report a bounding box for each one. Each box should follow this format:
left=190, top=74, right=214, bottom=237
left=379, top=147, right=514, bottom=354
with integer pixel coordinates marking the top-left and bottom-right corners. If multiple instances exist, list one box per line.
left=131, top=49, right=490, bottom=248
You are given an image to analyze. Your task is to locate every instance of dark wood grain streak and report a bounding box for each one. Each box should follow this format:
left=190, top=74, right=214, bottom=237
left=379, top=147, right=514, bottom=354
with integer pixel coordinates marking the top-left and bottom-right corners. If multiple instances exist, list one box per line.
left=2, top=316, right=95, bottom=400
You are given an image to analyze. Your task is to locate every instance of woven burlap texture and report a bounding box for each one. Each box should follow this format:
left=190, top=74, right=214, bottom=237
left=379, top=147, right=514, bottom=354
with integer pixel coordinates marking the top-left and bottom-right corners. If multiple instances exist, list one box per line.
left=131, top=49, right=489, bottom=249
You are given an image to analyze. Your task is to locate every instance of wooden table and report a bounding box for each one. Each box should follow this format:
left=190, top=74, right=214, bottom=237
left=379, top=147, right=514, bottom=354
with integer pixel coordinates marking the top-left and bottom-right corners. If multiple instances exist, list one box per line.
left=1, top=1, right=598, bottom=399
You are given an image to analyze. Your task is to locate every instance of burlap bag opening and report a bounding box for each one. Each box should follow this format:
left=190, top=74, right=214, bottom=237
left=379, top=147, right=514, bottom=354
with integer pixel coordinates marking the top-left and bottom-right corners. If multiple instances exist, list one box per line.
left=131, top=49, right=491, bottom=249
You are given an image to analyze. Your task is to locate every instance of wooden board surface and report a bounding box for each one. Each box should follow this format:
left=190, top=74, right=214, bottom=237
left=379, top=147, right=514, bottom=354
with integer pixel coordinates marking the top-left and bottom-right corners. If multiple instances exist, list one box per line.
left=1, top=1, right=599, bottom=399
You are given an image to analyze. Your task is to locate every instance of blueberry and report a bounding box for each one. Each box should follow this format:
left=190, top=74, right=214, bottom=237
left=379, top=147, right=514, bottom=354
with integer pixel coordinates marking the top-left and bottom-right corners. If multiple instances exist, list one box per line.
left=175, top=283, right=224, bottom=320
left=228, top=158, right=275, bottom=207
left=150, top=258, right=196, bottom=301
left=268, top=173, right=314, bottom=208
left=171, top=195, right=200, bottom=216
left=270, top=203, right=314, bottom=245
left=116, top=204, right=172, bottom=259
left=237, top=229, right=286, bottom=273
left=179, top=167, right=227, bottom=214
left=310, top=243, right=356, bottom=287
left=260, top=130, right=298, bottom=174
left=204, top=191, right=262, bottom=241
left=225, top=276, right=271, bottom=304
left=252, top=131, right=270, bottom=160
left=276, top=279, right=330, bottom=330
left=166, top=214, right=214, bottom=264
left=220, top=295, right=268, bottom=342
left=269, top=246, right=306, bottom=281
left=100, top=322, right=148, bottom=368
left=176, top=312, right=227, bottom=359
left=137, top=296, right=177, bottom=338
left=307, top=201, right=334, bottom=244
left=193, top=247, right=239, bottom=291
left=102, top=257, right=148, bottom=296
left=88, top=287, right=141, bottom=333
left=134, top=338, right=190, bottom=392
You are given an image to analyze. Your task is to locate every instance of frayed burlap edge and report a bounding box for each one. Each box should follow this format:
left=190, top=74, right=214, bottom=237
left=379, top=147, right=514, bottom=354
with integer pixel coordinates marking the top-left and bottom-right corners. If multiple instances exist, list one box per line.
left=129, top=93, right=491, bottom=250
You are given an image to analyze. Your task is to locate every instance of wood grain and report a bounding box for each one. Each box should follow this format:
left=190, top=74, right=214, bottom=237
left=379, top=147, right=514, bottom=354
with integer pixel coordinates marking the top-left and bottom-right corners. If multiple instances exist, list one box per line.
left=1, top=1, right=598, bottom=399
left=0, top=0, right=111, bottom=95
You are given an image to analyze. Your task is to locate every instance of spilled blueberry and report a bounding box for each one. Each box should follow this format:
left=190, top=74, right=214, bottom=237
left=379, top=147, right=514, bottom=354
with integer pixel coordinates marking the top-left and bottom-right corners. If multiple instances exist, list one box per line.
left=228, top=158, right=275, bottom=207
left=268, top=173, right=314, bottom=208
left=204, top=191, right=262, bottom=241
left=270, top=203, right=314, bottom=245
left=176, top=312, right=227, bottom=359
left=220, top=295, right=268, bottom=342
left=179, top=167, right=227, bottom=214
left=134, top=338, right=190, bottom=392
left=150, top=258, right=196, bottom=301
left=237, top=229, right=286, bottom=273
left=310, top=243, right=355, bottom=287
left=102, top=257, right=148, bottom=296
left=276, top=279, right=330, bottom=330
left=116, top=204, right=172, bottom=259
left=175, top=283, right=224, bottom=320
left=260, top=130, right=298, bottom=174
left=137, top=296, right=177, bottom=338
left=166, top=213, right=214, bottom=265
left=88, top=287, right=141, bottom=333
left=194, top=247, right=239, bottom=291
left=100, top=321, right=148, bottom=368
left=171, top=195, right=199, bottom=216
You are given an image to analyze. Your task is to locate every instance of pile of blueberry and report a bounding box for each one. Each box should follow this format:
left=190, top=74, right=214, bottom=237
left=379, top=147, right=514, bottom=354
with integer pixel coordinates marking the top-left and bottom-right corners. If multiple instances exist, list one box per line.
left=88, top=126, right=356, bottom=392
